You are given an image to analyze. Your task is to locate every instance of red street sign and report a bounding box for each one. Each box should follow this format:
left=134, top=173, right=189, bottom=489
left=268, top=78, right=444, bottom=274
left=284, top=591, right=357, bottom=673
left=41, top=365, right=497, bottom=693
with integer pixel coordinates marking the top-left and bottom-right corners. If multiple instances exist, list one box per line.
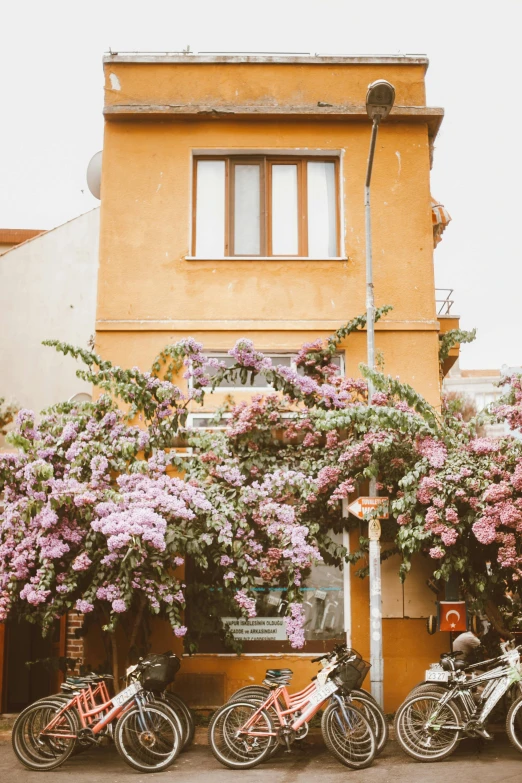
left=347, top=497, right=389, bottom=520
left=439, top=601, right=467, bottom=632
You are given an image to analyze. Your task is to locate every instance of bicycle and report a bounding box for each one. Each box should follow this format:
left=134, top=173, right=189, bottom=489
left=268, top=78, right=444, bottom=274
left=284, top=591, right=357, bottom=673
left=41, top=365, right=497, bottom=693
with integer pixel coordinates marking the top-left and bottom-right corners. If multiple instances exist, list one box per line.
left=209, top=648, right=377, bottom=769
left=228, top=644, right=388, bottom=755
left=12, top=652, right=182, bottom=772
left=125, top=654, right=195, bottom=749
left=394, top=641, right=522, bottom=762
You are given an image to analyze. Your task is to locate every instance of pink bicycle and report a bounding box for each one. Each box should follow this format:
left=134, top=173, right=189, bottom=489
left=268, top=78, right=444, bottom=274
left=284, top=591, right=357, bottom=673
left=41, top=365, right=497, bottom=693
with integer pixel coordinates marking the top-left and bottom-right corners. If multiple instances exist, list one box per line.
left=208, top=649, right=377, bottom=769
left=12, top=653, right=182, bottom=772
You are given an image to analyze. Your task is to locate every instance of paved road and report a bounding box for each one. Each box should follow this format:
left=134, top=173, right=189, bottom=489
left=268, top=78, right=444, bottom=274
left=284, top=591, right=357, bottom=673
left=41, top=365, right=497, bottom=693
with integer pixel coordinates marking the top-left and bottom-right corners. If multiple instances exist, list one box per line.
left=1, top=736, right=521, bottom=782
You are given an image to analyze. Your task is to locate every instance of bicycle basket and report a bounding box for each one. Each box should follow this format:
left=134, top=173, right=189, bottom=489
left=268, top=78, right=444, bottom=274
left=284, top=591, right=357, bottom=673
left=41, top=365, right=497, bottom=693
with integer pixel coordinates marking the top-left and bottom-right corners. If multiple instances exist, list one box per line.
left=335, top=658, right=371, bottom=690
left=140, top=652, right=180, bottom=692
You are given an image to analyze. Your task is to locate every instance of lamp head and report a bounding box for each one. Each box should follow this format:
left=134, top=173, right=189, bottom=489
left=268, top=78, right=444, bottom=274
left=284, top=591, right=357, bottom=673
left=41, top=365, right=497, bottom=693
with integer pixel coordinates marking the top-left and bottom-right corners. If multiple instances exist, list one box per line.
left=366, top=80, right=395, bottom=123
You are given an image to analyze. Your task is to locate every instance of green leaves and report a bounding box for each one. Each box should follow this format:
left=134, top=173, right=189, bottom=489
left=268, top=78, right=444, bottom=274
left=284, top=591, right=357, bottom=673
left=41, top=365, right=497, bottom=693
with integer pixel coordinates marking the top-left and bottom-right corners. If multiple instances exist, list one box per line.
left=438, top=328, right=477, bottom=366
left=327, top=304, right=393, bottom=348
left=0, top=308, right=507, bottom=650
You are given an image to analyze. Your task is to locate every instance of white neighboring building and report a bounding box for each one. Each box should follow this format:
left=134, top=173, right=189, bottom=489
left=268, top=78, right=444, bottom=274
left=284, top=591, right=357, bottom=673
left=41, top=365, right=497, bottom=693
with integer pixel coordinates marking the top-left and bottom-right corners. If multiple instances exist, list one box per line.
left=443, top=362, right=505, bottom=436
left=0, top=209, right=99, bottom=447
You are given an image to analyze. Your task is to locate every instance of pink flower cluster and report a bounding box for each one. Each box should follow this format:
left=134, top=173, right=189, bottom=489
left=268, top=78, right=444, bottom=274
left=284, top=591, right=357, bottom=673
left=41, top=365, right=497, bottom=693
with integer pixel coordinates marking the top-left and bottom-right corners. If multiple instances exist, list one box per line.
left=415, top=437, right=447, bottom=468
left=234, top=589, right=257, bottom=618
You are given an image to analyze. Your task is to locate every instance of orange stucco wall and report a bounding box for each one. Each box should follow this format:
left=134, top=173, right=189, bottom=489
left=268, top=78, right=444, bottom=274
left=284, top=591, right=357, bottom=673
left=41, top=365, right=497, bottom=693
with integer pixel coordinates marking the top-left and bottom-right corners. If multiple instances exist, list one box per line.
left=103, top=60, right=427, bottom=109
left=95, top=57, right=448, bottom=712
left=97, top=120, right=435, bottom=327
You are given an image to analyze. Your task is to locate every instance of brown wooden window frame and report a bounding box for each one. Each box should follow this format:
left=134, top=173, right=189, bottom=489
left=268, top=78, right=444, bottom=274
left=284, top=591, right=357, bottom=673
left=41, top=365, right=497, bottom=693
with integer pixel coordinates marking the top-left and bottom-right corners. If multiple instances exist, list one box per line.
left=192, top=155, right=340, bottom=258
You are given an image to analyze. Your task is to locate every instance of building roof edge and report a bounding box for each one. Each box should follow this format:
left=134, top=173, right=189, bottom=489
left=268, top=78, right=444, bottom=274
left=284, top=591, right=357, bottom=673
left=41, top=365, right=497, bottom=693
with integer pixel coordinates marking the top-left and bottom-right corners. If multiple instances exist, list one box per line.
left=103, top=53, right=429, bottom=67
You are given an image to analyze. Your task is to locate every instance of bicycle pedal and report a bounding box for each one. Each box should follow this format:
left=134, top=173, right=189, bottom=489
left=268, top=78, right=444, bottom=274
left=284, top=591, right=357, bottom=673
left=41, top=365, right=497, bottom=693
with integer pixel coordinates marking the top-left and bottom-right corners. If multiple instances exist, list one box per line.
left=469, top=724, right=493, bottom=741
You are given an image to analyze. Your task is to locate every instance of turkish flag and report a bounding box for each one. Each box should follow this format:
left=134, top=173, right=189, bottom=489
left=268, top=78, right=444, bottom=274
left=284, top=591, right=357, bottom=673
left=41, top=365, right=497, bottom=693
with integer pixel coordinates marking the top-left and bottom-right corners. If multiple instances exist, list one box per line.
left=439, top=601, right=467, bottom=632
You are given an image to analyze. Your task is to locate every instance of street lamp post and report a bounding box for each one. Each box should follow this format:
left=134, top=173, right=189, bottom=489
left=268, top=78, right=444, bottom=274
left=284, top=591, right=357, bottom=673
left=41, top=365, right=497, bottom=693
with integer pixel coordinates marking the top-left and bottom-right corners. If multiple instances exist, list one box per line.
left=364, top=80, right=395, bottom=708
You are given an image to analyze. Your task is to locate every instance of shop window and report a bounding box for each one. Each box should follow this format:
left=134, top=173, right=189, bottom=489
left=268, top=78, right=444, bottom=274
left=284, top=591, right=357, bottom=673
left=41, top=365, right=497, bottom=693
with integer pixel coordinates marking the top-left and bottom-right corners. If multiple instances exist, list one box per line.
left=187, top=532, right=345, bottom=654
left=193, top=156, right=339, bottom=258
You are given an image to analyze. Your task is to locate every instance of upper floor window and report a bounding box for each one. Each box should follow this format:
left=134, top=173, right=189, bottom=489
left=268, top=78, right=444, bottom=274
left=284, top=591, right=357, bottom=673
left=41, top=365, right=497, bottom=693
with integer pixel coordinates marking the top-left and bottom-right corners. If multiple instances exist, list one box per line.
left=193, top=352, right=344, bottom=391
left=193, top=156, right=339, bottom=258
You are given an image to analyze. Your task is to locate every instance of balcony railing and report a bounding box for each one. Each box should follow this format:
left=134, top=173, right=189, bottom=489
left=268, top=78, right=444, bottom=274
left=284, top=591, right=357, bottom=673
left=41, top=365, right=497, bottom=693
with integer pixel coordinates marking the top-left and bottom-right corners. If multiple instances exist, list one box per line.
left=436, top=288, right=454, bottom=316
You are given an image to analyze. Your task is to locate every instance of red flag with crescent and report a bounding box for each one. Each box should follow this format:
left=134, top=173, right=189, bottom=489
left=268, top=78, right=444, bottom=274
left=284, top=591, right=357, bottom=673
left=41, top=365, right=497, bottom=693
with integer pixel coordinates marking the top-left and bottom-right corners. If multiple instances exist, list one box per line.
left=439, top=601, right=467, bottom=632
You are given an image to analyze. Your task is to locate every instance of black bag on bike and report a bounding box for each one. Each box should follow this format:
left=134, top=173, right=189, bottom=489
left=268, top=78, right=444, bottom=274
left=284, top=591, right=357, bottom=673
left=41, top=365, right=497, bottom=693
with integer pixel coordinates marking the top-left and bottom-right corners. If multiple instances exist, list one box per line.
left=141, top=652, right=180, bottom=692
left=336, top=653, right=371, bottom=690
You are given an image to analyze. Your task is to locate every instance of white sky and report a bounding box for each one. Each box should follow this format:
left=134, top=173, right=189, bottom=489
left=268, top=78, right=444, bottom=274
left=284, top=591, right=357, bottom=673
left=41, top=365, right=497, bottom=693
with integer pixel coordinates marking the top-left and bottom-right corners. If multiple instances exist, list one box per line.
left=2, top=0, right=520, bottom=369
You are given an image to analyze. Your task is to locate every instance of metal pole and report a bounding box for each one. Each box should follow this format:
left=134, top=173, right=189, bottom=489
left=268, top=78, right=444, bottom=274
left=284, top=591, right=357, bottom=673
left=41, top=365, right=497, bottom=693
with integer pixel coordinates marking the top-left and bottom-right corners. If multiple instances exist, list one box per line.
left=365, top=118, right=384, bottom=707
left=342, top=500, right=352, bottom=648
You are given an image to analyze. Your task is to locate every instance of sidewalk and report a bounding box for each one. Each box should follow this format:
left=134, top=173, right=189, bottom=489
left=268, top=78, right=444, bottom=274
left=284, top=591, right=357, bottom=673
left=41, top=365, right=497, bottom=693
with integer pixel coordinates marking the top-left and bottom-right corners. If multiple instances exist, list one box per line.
left=1, top=735, right=521, bottom=782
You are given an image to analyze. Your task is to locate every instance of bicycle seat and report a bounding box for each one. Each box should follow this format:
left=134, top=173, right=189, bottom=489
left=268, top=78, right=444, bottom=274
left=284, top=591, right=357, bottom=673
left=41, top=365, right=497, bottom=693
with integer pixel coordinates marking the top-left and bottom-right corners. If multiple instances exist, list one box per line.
left=266, top=669, right=293, bottom=677
left=60, top=684, right=81, bottom=694
left=440, top=658, right=467, bottom=672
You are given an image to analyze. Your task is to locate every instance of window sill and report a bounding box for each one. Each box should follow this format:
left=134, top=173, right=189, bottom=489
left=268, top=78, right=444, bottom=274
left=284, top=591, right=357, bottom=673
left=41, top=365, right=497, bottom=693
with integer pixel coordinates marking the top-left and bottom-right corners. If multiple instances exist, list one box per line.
left=185, top=256, right=348, bottom=262
left=181, top=652, right=325, bottom=657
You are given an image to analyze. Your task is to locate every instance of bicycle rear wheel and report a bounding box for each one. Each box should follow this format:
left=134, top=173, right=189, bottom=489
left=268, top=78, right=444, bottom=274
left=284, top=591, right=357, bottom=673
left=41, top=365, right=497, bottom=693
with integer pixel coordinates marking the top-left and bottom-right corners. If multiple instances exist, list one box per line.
left=343, top=691, right=388, bottom=755
left=12, top=700, right=77, bottom=770
left=115, top=702, right=181, bottom=772
left=208, top=701, right=274, bottom=769
left=506, top=695, right=522, bottom=753
left=407, top=682, right=452, bottom=699
left=163, top=691, right=195, bottom=748
left=394, top=692, right=460, bottom=762
left=321, top=701, right=376, bottom=769
left=229, top=685, right=271, bottom=702
left=229, top=686, right=284, bottom=755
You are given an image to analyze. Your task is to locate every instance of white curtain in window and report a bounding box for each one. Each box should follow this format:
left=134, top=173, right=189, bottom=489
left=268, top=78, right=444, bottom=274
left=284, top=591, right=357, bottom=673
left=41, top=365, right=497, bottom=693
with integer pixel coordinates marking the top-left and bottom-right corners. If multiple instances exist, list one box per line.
left=195, top=160, right=225, bottom=257
left=307, top=161, right=336, bottom=257
left=271, top=164, right=299, bottom=255
left=234, top=165, right=261, bottom=255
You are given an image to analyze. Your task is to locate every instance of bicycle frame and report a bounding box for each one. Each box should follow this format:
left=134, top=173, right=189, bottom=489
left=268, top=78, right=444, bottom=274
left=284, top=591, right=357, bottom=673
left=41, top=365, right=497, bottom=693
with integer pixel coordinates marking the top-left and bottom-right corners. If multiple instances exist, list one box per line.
left=40, top=684, right=142, bottom=741
left=426, top=651, right=522, bottom=732
left=240, top=660, right=342, bottom=738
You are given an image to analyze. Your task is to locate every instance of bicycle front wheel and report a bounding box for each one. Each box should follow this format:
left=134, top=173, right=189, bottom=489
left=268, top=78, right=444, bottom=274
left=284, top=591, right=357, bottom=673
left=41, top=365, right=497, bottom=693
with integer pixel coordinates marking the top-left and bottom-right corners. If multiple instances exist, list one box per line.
left=394, top=692, right=460, bottom=762
left=115, top=702, right=181, bottom=772
left=321, top=702, right=376, bottom=769
left=208, top=700, right=274, bottom=769
left=12, top=700, right=77, bottom=770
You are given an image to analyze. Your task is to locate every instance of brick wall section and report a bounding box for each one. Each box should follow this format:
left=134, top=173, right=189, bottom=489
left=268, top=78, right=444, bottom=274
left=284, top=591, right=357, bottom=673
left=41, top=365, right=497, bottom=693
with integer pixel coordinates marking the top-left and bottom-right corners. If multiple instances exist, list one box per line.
left=65, top=612, right=85, bottom=673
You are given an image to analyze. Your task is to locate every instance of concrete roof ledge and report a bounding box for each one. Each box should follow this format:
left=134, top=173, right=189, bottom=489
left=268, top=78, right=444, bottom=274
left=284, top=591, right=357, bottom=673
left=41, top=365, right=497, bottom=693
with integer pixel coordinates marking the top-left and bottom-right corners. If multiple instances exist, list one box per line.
left=103, top=54, right=429, bottom=67
left=103, top=103, right=444, bottom=139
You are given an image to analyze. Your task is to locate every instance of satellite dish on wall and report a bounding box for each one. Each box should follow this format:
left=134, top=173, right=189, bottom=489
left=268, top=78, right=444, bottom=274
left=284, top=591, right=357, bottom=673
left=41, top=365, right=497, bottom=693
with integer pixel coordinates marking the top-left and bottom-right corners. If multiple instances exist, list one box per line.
left=68, top=392, right=92, bottom=404
left=87, top=151, right=103, bottom=199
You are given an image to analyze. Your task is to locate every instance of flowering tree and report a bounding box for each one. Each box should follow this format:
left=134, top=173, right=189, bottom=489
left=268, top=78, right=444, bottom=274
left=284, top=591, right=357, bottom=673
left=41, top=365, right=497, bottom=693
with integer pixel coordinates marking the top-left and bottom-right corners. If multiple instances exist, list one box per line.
left=1, top=308, right=522, bottom=679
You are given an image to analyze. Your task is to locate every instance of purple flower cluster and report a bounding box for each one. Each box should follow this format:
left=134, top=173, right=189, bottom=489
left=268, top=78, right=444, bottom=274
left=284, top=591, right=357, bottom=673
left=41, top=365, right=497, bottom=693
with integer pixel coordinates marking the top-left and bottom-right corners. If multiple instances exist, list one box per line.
left=229, top=340, right=273, bottom=373
left=284, top=602, right=305, bottom=648
left=75, top=599, right=94, bottom=613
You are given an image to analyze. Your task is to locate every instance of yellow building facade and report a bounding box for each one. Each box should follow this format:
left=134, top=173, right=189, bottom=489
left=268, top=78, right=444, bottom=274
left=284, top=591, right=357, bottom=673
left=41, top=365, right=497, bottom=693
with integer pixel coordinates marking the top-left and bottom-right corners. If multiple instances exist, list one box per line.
left=94, top=53, right=454, bottom=711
